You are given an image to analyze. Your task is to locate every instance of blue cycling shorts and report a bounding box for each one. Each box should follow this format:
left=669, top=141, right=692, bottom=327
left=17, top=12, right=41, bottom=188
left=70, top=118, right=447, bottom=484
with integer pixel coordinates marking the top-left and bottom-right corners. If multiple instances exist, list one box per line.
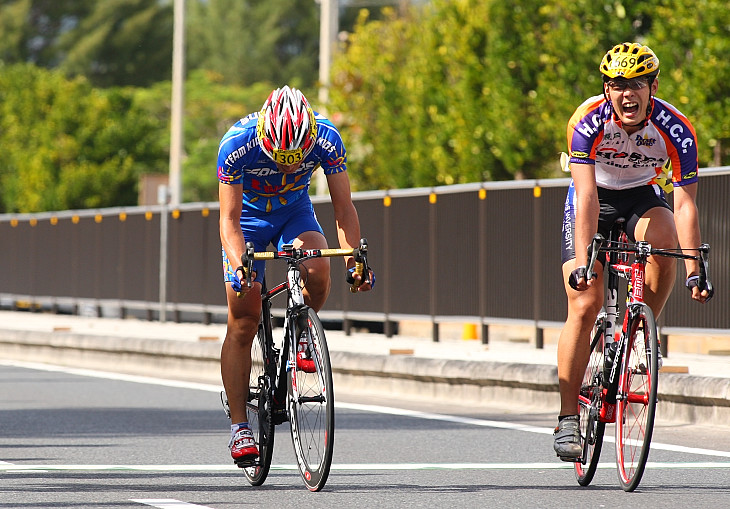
left=222, top=196, right=324, bottom=285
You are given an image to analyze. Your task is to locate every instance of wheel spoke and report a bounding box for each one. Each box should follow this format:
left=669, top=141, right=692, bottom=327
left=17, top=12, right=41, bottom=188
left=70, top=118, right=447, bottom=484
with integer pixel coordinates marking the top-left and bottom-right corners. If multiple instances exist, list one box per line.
left=575, top=320, right=606, bottom=486
left=288, top=308, right=334, bottom=491
left=615, top=305, right=658, bottom=492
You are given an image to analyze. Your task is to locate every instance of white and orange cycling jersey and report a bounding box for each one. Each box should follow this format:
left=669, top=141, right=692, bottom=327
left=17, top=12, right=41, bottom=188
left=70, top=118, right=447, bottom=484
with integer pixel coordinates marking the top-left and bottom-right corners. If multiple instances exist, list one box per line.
left=567, top=95, right=698, bottom=190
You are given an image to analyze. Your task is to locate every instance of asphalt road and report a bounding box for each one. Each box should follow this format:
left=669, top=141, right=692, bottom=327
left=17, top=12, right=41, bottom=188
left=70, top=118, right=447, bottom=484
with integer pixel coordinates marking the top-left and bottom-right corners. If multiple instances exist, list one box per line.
left=2, top=360, right=730, bottom=509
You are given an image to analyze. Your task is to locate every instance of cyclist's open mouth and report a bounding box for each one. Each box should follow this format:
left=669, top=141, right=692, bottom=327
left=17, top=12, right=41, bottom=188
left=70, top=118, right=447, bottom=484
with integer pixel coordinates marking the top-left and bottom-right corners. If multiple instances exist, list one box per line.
left=622, top=101, right=640, bottom=116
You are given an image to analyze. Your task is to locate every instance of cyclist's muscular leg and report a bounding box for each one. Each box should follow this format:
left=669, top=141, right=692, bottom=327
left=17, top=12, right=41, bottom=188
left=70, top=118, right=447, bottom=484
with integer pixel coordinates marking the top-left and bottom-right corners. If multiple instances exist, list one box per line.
left=634, top=207, right=677, bottom=317
left=221, top=283, right=262, bottom=423
left=557, top=260, right=604, bottom=416
left=293, top=231, right=331, bottom=312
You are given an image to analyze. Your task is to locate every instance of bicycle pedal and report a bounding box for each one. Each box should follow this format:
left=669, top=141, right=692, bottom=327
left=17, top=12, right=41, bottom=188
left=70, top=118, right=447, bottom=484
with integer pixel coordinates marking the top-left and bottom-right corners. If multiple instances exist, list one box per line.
left=234, top=458, right=259, bottom=468
left=556, top=454, right=581, bottom=463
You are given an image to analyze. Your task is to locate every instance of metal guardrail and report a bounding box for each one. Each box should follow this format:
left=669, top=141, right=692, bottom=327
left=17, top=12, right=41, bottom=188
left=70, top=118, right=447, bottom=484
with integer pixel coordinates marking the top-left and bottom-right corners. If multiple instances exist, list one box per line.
left=1, top=168, right=728, bottom=346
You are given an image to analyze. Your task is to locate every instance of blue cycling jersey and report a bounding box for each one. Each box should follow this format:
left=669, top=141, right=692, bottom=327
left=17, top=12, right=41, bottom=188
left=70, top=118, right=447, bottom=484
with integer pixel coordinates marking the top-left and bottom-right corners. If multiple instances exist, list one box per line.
left=217, top=111, right=347, bottom=213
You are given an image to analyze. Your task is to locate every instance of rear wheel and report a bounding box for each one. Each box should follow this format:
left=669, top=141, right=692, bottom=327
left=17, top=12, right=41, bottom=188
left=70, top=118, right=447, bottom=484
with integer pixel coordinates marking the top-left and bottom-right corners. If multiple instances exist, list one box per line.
left=615, top=303, right=658, bottom=492
left=243, top=317, right=275, bottom=486
left=575, top=312, right=607, bottom=486
left=288, top=307, right=334, bottom=492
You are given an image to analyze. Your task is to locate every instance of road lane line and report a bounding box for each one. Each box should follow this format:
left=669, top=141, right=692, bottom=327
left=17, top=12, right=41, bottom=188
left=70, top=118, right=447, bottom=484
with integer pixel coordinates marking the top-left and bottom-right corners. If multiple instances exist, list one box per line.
left=1, top=463, right=730, bottom=473
left=337, top=402, right=730, bottom=459
left=4, top=360, right=730, bottom=460
left=131, top=500, right=214, bottom=509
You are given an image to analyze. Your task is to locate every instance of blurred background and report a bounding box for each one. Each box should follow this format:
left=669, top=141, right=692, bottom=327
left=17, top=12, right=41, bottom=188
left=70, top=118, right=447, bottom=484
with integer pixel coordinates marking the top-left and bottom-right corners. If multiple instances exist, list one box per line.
left=0, top=0, right=728, bottom=214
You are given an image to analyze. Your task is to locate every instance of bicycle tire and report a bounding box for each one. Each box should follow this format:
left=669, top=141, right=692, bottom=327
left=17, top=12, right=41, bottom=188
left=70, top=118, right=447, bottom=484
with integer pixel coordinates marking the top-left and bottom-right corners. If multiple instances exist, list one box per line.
left=243, top=318, right=276, bottom=486
left=615, top=303, right=658, bottom=492
left=288, top=307, right=335, bottom=492
left=575, top=315, right=608, bottom=486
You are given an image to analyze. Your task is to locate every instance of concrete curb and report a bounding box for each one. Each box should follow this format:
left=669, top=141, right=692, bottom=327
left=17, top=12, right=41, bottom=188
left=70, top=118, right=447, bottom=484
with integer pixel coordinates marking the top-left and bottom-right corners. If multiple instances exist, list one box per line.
left=1, top=329, right=728, bottom=426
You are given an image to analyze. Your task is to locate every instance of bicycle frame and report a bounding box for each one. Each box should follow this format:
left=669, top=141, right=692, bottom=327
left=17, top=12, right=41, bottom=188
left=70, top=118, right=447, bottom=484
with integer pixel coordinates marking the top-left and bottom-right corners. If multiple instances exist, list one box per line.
left=239, top=239, right=370, bottom=491
left=602, top=238, right=651, bottom=418
left=260, top=257, right=317, bottom=419
left=576, top=223, right=712, bottom=491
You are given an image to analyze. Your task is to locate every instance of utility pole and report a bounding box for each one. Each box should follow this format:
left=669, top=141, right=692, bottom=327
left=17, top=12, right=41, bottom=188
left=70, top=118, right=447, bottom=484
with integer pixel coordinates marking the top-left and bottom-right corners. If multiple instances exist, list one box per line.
left=316, top=0, right=338, bottom=195
left=169, top=0, right=185, bottom=206
left=161, top=0, right=185, bottom=322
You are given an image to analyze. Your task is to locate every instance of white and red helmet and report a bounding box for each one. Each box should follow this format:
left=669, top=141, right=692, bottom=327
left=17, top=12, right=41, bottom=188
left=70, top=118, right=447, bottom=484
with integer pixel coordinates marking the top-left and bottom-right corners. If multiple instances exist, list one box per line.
left=256, top=86, right=318, bottom=165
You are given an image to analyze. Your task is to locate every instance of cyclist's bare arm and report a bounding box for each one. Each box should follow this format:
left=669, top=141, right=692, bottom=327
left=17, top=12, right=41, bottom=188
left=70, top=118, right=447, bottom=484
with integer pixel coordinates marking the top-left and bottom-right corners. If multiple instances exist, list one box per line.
left=672, top=183, right=709, bottom=302
left=569, top=162, right=600, bottom=291
left=219, top=182, right=252, bottom=293
left=326, top=171, right=374, bottom=291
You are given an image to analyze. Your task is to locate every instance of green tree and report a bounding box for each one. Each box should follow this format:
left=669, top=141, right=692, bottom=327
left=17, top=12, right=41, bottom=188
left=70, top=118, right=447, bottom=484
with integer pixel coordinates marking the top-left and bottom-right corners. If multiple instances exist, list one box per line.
left=0, top=0, right=94, bottom=66
left=186, top=0, right=319, bottom=88
left=330, top=0, right=730, bottom=191
left=646, top=0, right=730, bottom=167
left=57, top=0, right=174, bottom=87
left=0, top=63, right=167, bottom=212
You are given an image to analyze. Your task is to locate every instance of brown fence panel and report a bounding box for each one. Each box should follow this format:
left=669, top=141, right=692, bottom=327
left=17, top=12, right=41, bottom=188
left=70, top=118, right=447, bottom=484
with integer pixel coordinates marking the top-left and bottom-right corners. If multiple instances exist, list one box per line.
left=377, top=194, right=432, bottom=316
left=0, top=221, right=30, bottom=295
left=537, top=185, right=572, bottom=323
left=1, top=172, right=728, bottom=332
left=121, top=211, right=161, bottom=303
left=167, top=207, right=223, bottom=306
left=433, top=190, right=481, bottom=317
left=480, top=187, right=536, bottom=319
left=663, top=173, right=730, bottom=329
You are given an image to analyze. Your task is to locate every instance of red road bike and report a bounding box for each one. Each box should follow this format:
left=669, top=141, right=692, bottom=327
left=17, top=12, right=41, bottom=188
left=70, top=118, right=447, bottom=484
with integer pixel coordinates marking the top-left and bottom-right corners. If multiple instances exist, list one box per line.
left=574, top=220, right=713, bottom=491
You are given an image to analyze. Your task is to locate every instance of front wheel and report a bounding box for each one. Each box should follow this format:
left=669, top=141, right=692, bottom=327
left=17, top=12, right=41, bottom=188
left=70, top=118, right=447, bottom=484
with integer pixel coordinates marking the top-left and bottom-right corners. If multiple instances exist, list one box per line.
left=575, top=312, right=607, bottom=486
left=243, top=318, right=275, bottom=486
left=288, top=307, right=335, bottom=491
left=615, top=303, right=658, bottom=492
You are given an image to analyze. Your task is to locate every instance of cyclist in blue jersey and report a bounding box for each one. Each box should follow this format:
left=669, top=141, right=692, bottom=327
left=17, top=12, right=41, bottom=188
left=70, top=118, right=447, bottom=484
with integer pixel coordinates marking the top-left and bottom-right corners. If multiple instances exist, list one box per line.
left=554, top=43, right=712, bottom=461
left=218, top=86, right=374, bottom=464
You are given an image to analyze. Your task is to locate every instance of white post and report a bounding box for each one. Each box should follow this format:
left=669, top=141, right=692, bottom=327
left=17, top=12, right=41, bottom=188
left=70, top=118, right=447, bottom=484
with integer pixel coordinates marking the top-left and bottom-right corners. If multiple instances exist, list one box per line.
left=169, top=0, right=185, bottom=206
left=316, top=0, right=338, bottom=195
left=158, top=185, right=170, bottom=323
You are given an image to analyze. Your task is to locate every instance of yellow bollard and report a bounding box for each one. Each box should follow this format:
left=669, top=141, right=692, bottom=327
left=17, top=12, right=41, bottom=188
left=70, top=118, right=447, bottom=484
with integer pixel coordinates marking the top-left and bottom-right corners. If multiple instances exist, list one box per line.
left=462, top=323, right=479, bottom=340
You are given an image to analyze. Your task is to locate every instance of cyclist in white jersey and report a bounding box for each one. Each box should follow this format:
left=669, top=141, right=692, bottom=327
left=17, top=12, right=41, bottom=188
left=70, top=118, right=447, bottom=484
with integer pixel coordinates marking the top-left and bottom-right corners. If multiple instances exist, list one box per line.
left=553, top=43, right=712, bottom=461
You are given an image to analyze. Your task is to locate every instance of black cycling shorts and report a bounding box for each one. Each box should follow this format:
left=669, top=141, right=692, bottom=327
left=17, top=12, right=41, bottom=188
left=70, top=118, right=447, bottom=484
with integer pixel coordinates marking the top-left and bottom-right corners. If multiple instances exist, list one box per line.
left=561, top=183, right=671, bottom=265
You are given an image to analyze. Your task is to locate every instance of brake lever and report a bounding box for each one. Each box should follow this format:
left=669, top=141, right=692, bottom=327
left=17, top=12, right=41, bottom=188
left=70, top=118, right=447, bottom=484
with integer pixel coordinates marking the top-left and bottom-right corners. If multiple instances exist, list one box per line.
left=349, top=238, right=369, bottom=293
left=698, top=243, right=714, bottom=301
left=241, top=242, right=255, bottom=288
left=585, top=233, right=603, bottom=283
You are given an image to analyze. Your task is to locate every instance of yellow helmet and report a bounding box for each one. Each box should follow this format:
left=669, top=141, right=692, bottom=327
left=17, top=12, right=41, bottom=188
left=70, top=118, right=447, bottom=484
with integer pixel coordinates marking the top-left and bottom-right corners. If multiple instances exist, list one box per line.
left=600, top=42, right=659, bottom=80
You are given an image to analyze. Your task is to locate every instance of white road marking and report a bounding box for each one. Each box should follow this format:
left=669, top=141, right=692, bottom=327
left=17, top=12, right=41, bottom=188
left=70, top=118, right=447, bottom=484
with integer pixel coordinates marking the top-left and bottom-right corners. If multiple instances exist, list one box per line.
left=3, top=359, right=730, bottom=460
left=336, top=402, right=730, bottom=459
left=131, top=500, right=214, bottom=509
left=1, top=462, right=730, bottom=473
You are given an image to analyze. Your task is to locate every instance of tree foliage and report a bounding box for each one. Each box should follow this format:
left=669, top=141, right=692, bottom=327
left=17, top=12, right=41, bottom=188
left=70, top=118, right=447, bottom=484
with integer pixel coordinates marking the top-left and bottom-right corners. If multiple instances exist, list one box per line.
left=330, top=0, right=730, bottom=190
left=185, top=0, right=319, bottom=88
left=0, top=63, right=166, bottom=213
left=1, top=0, right=730, bottom=212
left=57, top=0, right=174, bottom=87
left=0, top=0, right=93, bottom=66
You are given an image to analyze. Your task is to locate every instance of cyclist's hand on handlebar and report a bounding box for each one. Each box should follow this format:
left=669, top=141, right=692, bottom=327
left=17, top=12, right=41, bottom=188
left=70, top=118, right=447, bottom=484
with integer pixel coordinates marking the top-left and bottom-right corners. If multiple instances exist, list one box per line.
left=686, top=275, right=714, bottom=303
left=232, top=266, right=256, bottom=297
left=346, top=266, right=375, bottom=292
left=231, top=272, right=243, bottom=294
left=568, top=265, right=596, bottom=291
